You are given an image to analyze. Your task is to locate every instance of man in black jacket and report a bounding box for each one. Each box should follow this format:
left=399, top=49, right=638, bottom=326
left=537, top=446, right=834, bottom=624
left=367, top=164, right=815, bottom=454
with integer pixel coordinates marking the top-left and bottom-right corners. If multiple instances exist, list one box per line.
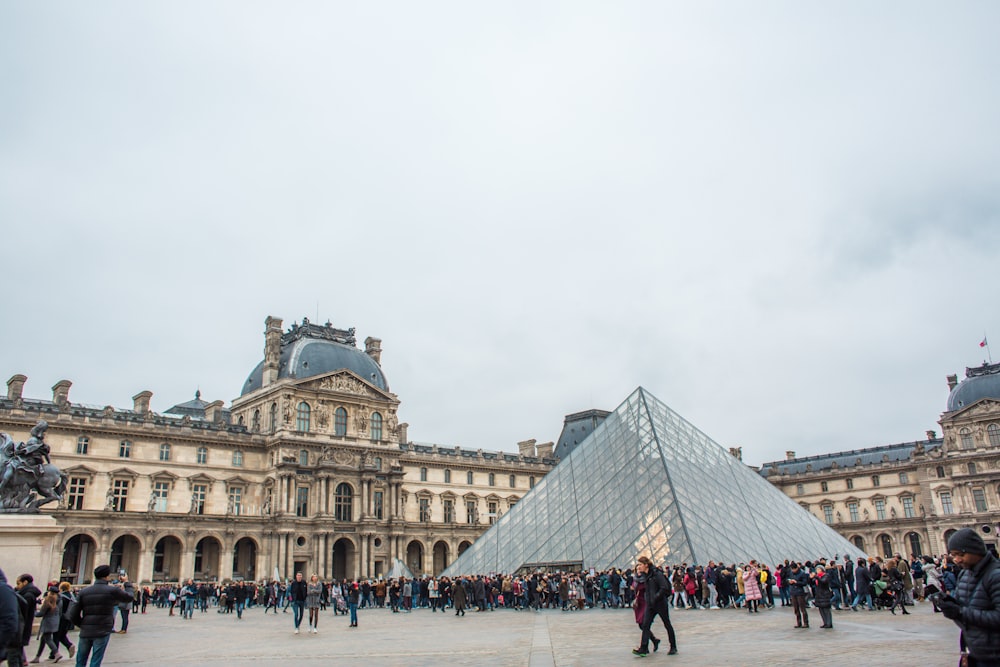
left=70, top=564, right=134, bottom=667
left=288, top=572, right=308, bottom=634
left=633, top=556, right=677, bottom=657
left=938, top=528, right=1000, bottom=667
left=1, top=568, right=30, bottom=667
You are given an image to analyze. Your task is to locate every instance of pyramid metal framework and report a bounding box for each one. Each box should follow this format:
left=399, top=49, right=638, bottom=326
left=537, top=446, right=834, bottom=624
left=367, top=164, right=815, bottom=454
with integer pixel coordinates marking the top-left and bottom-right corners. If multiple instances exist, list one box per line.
left=444, top=387, right=864, bottom=575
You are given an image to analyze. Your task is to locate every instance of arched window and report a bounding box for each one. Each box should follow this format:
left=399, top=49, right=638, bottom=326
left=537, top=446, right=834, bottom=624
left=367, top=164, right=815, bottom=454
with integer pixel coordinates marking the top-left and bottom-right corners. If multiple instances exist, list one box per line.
left=197, top=446, right=207, bottom=464
left=269, top=402, right=278, bottom=434
left=334, top=407, right=348, bottom=436
left=444, top=469, right=451, bottom=484
left=420, top=467, right=428, bottom=482
left=852, top=536, right=865, bottom=551
left=907, top=532, right=922, bottom=557
left=879, top=534, right=893, bottom=557
left=467, top=471, right=474, bottom=485
left=296, top=402, right=311, bottom=432
left=936, top=466, right=946, bottom=479
left=299, top=450, right=309, bottom=466
left=159, top=443, right=171, bottom=461
left=335, top=483, right=353, bottom=522
left=988, top=424, right=1000, bottom=447
left=232, top=450, right=244, bottom=467
left=968, top=462, right=978, bottom=475
left=252, top=409, right=261, bottom=432
left=960, top=428, right=974, bottom=450
left=370, top=412, right=383, bottom=441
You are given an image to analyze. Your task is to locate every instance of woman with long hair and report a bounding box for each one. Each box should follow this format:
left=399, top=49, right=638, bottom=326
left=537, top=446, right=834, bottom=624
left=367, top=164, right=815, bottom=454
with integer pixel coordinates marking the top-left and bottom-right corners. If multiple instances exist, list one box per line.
left=31, top=586, right=62, bottom=663
left=306, top=574, right=323, bottom=633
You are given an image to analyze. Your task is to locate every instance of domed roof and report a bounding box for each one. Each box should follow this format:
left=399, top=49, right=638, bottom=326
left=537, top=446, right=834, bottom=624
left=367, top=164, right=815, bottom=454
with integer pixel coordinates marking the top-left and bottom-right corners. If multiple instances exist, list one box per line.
left=241, top=319, right=387, bottom=396
left=946, top=362, right=1000, bottom=411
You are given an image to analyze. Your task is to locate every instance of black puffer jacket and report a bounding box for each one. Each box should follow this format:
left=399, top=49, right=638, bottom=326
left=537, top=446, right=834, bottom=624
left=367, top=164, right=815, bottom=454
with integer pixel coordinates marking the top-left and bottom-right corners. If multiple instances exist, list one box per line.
left=644, top=567, right=671, bottom=610
left=953, top=552, right=1000, bottom=662
left=72, top=580, right=133, bottom=639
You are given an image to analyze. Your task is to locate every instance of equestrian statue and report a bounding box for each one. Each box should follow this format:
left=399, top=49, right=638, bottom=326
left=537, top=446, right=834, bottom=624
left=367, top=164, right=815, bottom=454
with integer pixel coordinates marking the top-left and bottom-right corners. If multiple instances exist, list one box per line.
left=0, top=420, right=68, bottom=512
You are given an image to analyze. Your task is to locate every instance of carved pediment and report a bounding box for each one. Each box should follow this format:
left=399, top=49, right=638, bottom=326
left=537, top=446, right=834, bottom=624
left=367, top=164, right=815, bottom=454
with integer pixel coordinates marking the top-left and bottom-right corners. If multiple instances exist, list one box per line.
left=109, top=467, right=139, bottom=480
left=945, top=398, right=1000, bottom=422
left=225, top=475, right=251, bottom=485
left=320, top=447, right=356, bottom=466
left=64, top=464, right=98, bottom=477
left=296, top=371, right=393, bottom=401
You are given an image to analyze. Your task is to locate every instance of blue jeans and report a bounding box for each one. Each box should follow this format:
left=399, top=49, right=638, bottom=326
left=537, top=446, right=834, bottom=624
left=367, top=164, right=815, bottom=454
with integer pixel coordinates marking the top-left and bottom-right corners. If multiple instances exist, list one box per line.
left=851, top=591, right=874, bottom=610
left=183, top=597, right=195, bottom=619
left=236, top=600, right=245, bottom=619
left=292, top=601, right=305, bottom=628
left=76, top=634, right=110, bottom=667
left=349, top=602, right=358, bottom=626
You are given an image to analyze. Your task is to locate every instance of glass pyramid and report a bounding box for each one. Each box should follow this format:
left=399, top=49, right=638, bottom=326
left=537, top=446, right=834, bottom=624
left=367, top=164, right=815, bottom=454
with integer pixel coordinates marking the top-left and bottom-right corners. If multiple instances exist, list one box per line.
left=444, top=387, right=864, bottom=575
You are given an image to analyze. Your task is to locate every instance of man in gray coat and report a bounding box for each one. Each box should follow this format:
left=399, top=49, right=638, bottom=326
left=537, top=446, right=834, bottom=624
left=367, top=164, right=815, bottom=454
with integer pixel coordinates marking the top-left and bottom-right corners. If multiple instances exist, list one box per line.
left=938, top=528, right=1000, bottom=667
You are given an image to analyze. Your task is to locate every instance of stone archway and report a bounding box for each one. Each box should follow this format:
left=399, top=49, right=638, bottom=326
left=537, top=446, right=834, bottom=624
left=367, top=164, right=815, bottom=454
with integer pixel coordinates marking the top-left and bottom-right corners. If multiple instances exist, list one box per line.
left=406, top=540, right=424, bottom=576
left=195, top=537, right=222, bottom=581
left=232, top=537, right=258, bottom=581
left=61, top=534, right=97, bottom=584
left=154, top=536, right=183, bottom=582
left=110, top=534, right=142, bottom=580
left=432, top=540, right=449, bottom=575
left=332, top=537, right=356, bottom=581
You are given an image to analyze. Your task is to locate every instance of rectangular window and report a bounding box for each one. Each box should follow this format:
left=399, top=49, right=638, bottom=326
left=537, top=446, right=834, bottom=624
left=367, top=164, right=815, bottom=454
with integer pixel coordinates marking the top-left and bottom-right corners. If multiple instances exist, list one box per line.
left=875, top=498, right=886, bottom=520
left=192, top=484, right=207, bottom=515
left=295, top=486, right=308, bottom=517
left=821, top=481, right=828, bottom=493
left=119, top=440, right=131, bottom=458
left=444, top=469, right=451, bottom=484
left=846, top=478, right=854, bottom=490
left=67, top=477, right=86, bottom=510
left=374, top=491, right=384, bottom=520
left=940, top=491, right=953, bottom=515
left=444, top=498, right=455, bottom=523
left=796, top=483, right=804, bottom=495
left=467, top=471, right=474, bottom=485
left=902, top=496, right=915, bottom=518
left=973, top=487, right=988, bottom=512
left=229, top=486, right=244, bottom=516
left=823, top=505, right=834, bottom=524
left=112, top=479, right=129, bottom=513
left=466, top=500, right=477, bottom=524
left=419, top=498, right=431, bottom=522
left=899, top=472, right=909, bottom=484
left=509, top=474, right=516, bottom=488
left=153, top=481, right=170, bottom=512
left=197, top=447, right=207, bottom=464
left=77, top=437, right=89, bottom=455
left=488, top=500, right=498, bottom=525
left=872, top=475, right=880, bottom=487
left=420, top=468, right=427, bottom=482
left=848, top=501, right=859, bottom=522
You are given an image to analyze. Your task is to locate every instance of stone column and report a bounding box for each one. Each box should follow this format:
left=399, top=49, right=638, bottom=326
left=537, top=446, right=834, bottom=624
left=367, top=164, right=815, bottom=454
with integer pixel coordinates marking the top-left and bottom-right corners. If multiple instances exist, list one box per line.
left=219, top=537, right=234, bottom=582
left=137, top=543, right=155, bottom=585
left=180, top=549, right=196, bottom=582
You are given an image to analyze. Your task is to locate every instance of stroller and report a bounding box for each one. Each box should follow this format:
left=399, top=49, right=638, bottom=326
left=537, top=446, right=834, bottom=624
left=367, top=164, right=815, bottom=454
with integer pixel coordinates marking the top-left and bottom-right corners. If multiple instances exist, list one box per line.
left=872, top=579, right=895, bottom=610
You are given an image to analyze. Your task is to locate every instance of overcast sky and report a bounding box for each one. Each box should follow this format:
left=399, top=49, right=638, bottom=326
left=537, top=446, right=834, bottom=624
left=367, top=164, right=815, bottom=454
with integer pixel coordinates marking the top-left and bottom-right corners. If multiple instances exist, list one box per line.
left=2, top=2, right=998, bottom=466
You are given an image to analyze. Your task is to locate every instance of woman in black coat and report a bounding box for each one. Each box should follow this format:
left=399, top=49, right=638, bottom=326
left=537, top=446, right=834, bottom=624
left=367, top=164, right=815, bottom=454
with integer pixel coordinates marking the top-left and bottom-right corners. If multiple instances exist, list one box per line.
left=852, top=558, right=873, bottom=611
left=811, top=567, right=834, bottom=629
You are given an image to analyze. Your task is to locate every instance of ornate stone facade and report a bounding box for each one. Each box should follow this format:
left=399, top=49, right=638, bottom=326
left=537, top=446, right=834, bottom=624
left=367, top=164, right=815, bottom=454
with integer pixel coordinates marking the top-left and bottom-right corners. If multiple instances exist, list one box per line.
left=1, top=316, right=555, bottom=584
left=762, top=363, right=1000, bottom=558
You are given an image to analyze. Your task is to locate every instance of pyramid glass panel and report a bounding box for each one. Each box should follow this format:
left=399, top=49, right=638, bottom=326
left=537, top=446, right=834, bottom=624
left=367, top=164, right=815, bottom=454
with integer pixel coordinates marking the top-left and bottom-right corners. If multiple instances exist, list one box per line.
left=443, top=387, right=865, bottom=576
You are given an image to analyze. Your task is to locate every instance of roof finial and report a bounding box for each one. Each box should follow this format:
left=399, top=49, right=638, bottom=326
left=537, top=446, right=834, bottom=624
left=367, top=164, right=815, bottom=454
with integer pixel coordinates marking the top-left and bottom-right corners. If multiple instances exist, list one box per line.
left=195, top=388, right=201, bottom=400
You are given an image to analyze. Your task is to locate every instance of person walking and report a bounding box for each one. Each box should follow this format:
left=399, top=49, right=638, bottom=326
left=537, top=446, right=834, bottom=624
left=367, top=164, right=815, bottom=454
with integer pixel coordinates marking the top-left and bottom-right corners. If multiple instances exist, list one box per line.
left=851, top=557, right=874, bottom=611
left=452, top=577, right=467, bottom=616
left=68, top=564, right=134, bottom=667
left=937, top=528, right=1000, bottom=667
left=3, top=567, right=31, bottom=667
left=54, top=582, right=76, bottom=660
left=305, top=575, right=322, bottom=634
left=288, top=572, right=307, bottom=634
left=632, top=556, right=677, bottom=657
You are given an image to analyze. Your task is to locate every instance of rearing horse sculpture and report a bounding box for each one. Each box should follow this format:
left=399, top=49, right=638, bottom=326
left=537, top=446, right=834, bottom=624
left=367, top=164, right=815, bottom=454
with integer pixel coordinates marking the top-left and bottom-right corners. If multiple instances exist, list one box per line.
left=0, top=429, right=68, bottom=511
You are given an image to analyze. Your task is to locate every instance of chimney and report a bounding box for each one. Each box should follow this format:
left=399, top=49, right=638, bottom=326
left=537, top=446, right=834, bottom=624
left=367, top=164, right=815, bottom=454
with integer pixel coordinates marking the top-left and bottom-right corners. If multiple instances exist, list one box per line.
left=6, top=374, right=26, bottom=400
left=398, top=422, right=408, bottom=444
left=926, top=430, right=937, bottom=441
left=132, top=391, right=153, bottom=414
left=52, top=379, right=72, bottom=406
left=518, top=439, right=537, bottom=457
left=365, top=337, right=382, bottom=365
left=785, top=450, right=796, bottom=461
left=536, top=442, right=554, bottom=458
left=728, top=446, right=743, bottom=461
left=262, top=316, right=283, bottom=387
left=947, top=374, right=959, bottom=391
left=204, top=400, right=225, bottom=423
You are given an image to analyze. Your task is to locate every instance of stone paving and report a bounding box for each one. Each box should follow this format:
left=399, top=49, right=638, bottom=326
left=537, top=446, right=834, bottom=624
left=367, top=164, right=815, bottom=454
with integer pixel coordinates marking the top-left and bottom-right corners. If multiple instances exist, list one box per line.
left=63, top=601, right=959, bottom=667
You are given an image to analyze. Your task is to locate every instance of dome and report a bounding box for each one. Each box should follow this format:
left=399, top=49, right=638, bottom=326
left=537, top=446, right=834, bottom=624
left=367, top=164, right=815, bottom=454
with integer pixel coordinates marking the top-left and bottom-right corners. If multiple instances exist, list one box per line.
left=946, top=362, right=1000, bottom=411
left=241, top=319, right=387, bottom=396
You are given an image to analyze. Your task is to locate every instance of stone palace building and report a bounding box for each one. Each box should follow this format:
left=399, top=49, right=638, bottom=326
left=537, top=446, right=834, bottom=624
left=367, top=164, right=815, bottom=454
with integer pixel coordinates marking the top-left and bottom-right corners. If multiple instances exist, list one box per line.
left=1, top=316, right=555, bottom=584
left=760, top=361, right=1000, bottom=558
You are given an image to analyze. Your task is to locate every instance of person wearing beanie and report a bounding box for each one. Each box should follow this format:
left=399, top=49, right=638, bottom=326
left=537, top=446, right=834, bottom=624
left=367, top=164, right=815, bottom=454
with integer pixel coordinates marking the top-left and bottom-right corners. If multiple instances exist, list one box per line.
left=938, top=528, right=1000, bottom=667
left=67, top=565, right=133, bottom=667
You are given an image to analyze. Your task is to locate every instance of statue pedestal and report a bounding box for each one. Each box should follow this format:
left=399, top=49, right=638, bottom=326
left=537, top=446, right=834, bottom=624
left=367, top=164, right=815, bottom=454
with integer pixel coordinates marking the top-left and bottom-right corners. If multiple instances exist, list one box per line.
left=0, top=514, right=62, bottom=584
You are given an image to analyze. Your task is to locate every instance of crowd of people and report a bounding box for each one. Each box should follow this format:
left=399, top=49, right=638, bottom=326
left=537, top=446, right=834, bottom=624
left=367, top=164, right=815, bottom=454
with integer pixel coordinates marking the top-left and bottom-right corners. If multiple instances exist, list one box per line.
left=2, top=527, right=997, bottom=665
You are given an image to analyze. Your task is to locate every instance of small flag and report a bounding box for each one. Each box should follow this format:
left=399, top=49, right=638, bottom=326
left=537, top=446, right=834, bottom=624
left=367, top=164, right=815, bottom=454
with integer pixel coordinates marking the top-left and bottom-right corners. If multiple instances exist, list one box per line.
left=981, top=338, right=988, bottom=348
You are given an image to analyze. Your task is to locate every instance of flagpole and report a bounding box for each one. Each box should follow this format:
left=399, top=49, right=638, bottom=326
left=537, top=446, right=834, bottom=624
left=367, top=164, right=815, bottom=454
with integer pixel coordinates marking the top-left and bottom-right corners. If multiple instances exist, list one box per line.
left=984, top=333, right=993, bottom=364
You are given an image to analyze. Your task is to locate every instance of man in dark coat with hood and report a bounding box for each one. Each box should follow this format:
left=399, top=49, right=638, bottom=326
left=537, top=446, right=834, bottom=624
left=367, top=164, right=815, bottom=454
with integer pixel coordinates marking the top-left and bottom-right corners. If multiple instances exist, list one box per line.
left=633, top=556, right=677, bottom=657
left=14, top=573, right=41, bottom=664
left=937, top=528, right=1000, bottom=667
left=70, top=564, right=134, bottom=667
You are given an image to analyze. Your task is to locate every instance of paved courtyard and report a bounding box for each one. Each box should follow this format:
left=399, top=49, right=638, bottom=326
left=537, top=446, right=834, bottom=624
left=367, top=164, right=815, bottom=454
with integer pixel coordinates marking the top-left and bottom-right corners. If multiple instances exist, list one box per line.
left=76, top=602, right=958, bottom=667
